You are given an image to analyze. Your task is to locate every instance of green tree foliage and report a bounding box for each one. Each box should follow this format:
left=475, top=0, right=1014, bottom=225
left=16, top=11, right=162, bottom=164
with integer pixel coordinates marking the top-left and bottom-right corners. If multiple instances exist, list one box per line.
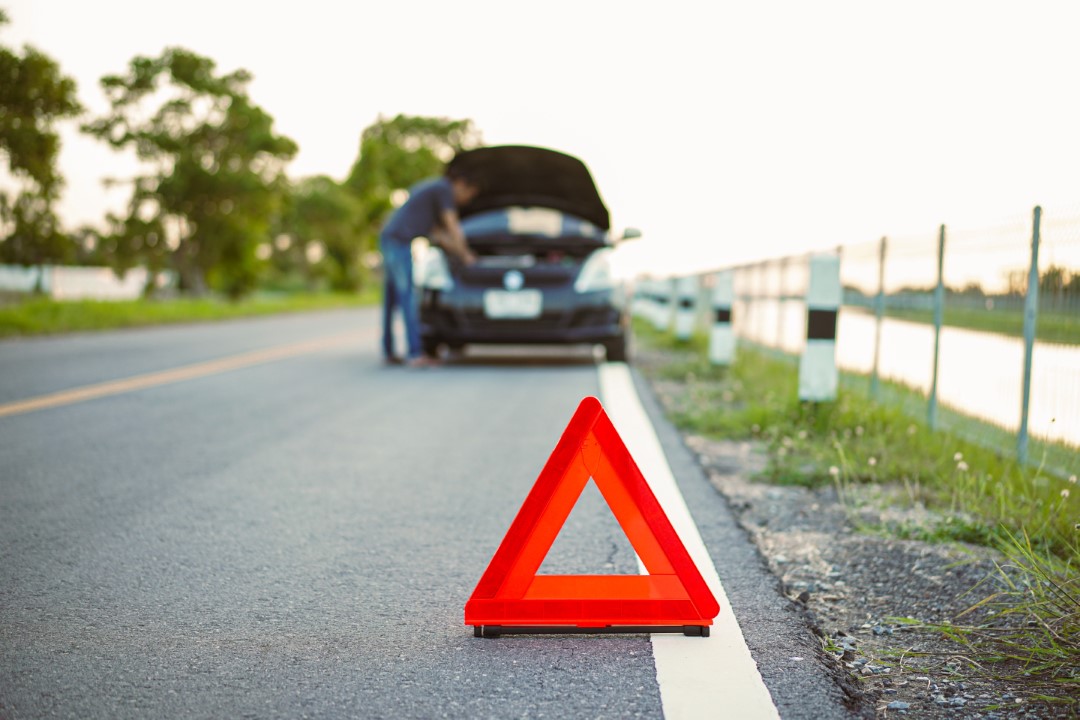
left=82, top=47, right=297, bottom=298
left=1006, top=263, right=1080, bottom=301
left=0, top=8, right=83, bottom=275
left=345, top=114, right=482, bottom=262
left=1038, top=264, right=1080, bottom=296
left=281, top=176, right=364, bottom=291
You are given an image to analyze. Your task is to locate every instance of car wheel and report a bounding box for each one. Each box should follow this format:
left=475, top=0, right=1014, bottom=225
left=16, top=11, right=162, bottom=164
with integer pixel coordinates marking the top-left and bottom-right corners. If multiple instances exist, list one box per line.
left=603, top=336, right=629, bottom=363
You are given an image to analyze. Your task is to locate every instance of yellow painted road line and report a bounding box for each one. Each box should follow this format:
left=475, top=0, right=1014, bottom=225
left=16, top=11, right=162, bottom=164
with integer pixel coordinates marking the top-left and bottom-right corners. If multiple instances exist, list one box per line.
left=0, top=331, right=361, bottom=419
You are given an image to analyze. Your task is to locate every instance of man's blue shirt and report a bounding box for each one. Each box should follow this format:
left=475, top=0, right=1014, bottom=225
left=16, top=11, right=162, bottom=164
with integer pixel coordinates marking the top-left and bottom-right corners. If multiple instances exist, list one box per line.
left=381, top=177, right=455, bottom=243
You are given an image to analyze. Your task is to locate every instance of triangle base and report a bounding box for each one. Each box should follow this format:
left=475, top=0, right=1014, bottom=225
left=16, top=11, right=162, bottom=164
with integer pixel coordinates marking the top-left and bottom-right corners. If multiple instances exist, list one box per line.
left=474, top=624, right=710, bottom=638
left=466, top=596, right=710, bottom=626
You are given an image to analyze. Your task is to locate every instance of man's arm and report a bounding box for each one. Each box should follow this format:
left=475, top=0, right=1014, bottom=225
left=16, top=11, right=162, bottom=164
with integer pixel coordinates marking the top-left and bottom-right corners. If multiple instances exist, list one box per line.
left=435, top=209, right=477, bottom=265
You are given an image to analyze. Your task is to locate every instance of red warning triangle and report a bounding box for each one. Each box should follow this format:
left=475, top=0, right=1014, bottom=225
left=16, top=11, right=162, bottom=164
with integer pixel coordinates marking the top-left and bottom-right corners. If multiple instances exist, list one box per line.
left=465, top=396, right=720, bottom=631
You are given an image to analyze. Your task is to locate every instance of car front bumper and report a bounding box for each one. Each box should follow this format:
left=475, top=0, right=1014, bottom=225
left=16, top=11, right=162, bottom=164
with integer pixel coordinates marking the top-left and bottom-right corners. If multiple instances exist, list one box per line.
left=419, top=287, right=626, bottom=345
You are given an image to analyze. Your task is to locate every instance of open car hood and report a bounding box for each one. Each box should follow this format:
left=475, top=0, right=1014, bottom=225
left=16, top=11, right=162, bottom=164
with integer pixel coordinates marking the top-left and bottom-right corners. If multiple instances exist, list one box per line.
left=449, top=146, right=610, bottom=231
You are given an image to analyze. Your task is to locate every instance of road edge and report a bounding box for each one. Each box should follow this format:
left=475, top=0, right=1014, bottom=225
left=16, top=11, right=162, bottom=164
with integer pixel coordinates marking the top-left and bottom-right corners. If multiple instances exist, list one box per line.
left=623, top=363, right=869, bottom=720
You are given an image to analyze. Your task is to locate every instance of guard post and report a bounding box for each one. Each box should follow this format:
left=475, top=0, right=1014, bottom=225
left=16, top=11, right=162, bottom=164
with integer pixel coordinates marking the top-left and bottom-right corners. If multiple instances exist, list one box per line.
left=798, top=252, right=841, bottom=402
left=651, top=278, right=674, bottom=332
left=709, top=269, right=736, bottom=366
left=674, top=275, right=698, bottom=341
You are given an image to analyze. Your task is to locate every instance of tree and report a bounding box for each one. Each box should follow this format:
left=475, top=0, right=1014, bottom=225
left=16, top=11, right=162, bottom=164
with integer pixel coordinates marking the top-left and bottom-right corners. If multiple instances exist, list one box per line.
left=82, top=47, right=297, bottom=298
left=282, top=176, right=364, bottom=291
left=0, top=8, right=83, bottom=279
left=344, top=114, right=482, bottom=267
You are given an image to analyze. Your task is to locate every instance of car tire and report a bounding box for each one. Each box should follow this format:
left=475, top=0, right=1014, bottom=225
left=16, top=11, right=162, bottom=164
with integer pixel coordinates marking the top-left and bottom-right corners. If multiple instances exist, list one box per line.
left=603, top=336, right=629, bottom=363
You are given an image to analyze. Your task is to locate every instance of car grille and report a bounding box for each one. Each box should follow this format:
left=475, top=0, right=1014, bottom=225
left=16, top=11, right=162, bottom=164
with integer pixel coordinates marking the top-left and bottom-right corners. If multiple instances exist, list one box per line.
left=460, top=265, right=575, bottom=288
left=458, top=312, right=567, bottom=332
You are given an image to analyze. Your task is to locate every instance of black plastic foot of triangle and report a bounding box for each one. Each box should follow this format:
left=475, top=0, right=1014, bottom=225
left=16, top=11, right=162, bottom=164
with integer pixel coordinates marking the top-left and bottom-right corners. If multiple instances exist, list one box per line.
left=473, top=625, right=709, bottom=638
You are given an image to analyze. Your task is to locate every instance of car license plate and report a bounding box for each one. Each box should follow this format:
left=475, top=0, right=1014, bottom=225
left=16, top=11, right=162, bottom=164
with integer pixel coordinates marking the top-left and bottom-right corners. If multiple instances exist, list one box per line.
left=483, top=289, right=543, bottom=319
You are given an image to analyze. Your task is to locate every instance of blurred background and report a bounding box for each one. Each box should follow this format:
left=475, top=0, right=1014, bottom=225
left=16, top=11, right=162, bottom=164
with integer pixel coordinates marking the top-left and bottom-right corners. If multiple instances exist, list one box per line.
left=3, top=0, right=1080, bottom=293
left=2, top=1, right=1079, bottom=457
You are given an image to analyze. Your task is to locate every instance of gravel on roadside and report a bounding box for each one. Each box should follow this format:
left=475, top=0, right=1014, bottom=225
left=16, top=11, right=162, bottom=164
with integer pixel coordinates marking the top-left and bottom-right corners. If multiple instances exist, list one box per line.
left=637, top=349, right=1078, bottom=720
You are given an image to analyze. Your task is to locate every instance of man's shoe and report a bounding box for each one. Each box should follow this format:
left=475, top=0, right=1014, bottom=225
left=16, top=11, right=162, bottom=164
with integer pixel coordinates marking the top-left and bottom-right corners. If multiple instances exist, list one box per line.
left=406, top=356, right=442, bottom=369
left=383, top=355, right=405, bottom=366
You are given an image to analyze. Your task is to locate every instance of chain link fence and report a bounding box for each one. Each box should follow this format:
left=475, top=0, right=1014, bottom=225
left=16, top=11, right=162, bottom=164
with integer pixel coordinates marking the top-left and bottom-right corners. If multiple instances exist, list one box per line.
left=635, top=205, right=1080, bottom=478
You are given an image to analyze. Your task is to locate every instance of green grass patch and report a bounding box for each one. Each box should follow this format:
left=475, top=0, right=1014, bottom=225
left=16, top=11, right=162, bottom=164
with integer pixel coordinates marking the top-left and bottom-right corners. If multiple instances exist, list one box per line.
left=848, top=304, right=1080, bottom=345
left=632, top=319, right=1079, bottom=558
left=0, top=289, right=380, bottom=338
left=634, top=317, right=1079, bottom=694
left=905, top=530, right=1080, bottom=704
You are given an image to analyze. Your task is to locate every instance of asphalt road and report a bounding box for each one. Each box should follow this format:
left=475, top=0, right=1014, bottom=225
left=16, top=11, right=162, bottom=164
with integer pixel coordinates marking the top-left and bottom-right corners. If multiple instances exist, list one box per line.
left=0, top=308, right=854, bottom=719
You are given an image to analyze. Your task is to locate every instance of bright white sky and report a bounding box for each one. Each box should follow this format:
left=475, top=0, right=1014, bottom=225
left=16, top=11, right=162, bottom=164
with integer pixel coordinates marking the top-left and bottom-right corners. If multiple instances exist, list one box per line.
left=5, top=0, right=1080, bottom=277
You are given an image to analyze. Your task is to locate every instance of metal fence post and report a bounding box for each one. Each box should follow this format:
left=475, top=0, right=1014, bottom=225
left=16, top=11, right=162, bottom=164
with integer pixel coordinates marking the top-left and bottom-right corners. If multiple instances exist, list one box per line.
left=777, top=257, right=788, bottom=349
left=871, top=236, right=887, bottom=398
left=1018, top=205, right=1042, bottom=464
left=754, top=262, right=765, bottom=344
left=928, top=224, right=946, bottom=429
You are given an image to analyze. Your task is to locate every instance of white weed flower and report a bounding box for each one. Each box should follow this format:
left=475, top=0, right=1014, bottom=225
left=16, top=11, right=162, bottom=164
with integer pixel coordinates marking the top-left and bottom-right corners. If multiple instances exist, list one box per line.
left=957, top=461, right=969, bottom=472
left=829, top=466, right=840, bottom=477
left=1063, top=489, right=1071, bottom=499
left=868, top=457, right=877, bottom=467
left=1070, top=475, right=1077, bottom=484
left=953, top=452, right=963, bottom=462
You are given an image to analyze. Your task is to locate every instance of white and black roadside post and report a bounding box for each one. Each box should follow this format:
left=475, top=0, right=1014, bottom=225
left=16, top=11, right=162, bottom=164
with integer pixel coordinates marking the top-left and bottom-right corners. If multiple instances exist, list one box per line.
left=674, top=275, right=698, bottom=341
left=633, top=278, right=653, bottom=322
left=651, top=277, right=674, bottom=332
left=798, top=252, right=841, bottom=402
left=709, top=269, right=736, bottom=366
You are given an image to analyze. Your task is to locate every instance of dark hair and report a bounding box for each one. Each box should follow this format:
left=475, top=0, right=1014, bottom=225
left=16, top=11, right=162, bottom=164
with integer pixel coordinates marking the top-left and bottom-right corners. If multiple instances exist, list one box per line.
left=446, top=166, right=481, bottom=189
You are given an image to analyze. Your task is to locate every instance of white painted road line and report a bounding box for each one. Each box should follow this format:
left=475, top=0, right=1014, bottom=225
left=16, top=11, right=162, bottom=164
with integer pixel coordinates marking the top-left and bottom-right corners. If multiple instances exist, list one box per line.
left=599, top=363, right=780, bottom=720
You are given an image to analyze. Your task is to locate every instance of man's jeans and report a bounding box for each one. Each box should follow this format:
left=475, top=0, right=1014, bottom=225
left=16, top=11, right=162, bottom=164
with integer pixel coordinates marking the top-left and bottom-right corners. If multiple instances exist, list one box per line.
left=381, top=236, right=422, bottom=360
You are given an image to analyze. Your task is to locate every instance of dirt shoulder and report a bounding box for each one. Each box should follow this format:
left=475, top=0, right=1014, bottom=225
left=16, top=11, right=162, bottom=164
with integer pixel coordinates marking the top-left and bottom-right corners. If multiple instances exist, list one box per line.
left=637, top=348, right=1077, bottom=720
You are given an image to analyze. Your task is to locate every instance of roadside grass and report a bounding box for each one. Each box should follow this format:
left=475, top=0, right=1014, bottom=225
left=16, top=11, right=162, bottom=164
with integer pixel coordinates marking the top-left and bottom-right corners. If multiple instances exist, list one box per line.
left=899, top=530, right=1080, bottom=704
left=0, top=289, right=380, bottom=339
left=633, top=319, right=1078, bottom=555
left=633, top=319, right=1079, bottom=697
left=873, top=532, right=1080, bottom=707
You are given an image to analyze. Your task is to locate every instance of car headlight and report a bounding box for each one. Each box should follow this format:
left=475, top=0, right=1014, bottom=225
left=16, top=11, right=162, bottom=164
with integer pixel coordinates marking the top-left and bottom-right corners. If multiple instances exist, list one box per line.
left=574, top=248, right=615, bottom=293
left=414, top=244, right=455, bottom=290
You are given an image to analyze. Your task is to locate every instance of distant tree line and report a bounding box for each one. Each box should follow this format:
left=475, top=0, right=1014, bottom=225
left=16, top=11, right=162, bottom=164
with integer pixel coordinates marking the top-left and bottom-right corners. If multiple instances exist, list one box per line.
left=0, top=8, right=481, bottom=298
left=844, top=263, right=1080, bottom=314
left=1005, top=265, right=1080, bottom=305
